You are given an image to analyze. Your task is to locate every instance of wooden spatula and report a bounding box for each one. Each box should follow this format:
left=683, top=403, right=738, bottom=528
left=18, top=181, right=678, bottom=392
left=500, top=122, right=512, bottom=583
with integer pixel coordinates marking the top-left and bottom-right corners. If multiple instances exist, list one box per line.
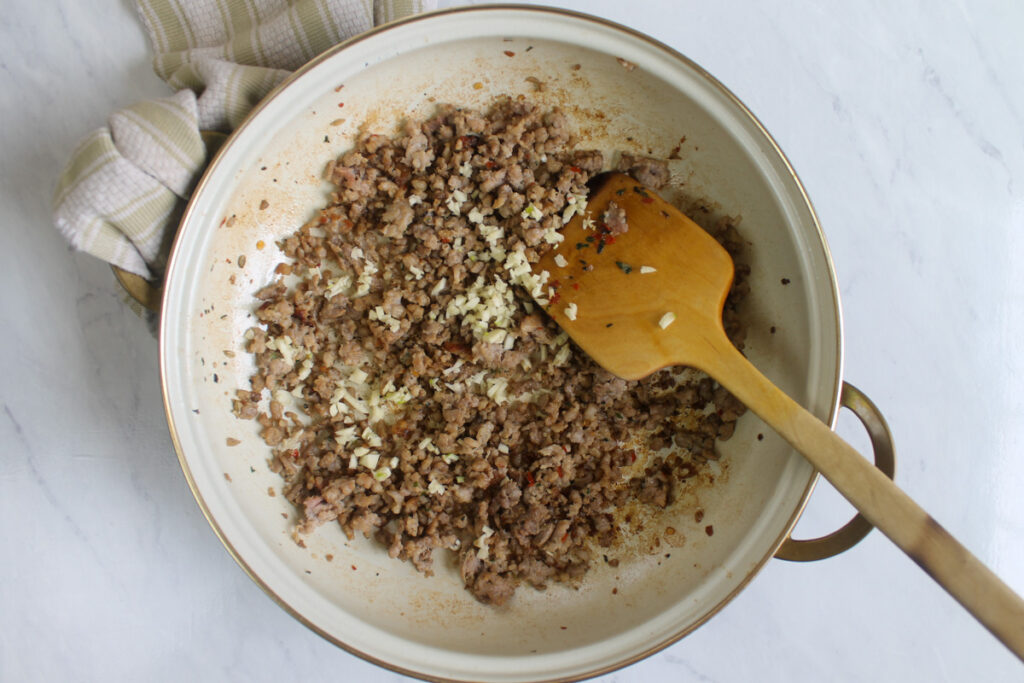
left=534, top=172, right=1024, bottom=660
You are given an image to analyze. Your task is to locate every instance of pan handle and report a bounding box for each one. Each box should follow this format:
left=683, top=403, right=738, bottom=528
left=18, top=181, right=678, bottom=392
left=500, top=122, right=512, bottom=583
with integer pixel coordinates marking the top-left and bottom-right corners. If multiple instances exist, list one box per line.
left=774, top=382, right=896, bottom=562
left=112, top=265, right=162, bottom=312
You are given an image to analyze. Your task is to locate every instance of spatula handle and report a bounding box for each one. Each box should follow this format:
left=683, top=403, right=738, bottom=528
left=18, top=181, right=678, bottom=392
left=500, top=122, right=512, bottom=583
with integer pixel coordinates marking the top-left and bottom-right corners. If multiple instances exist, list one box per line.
left=705, top=341, right=1024, bottom=661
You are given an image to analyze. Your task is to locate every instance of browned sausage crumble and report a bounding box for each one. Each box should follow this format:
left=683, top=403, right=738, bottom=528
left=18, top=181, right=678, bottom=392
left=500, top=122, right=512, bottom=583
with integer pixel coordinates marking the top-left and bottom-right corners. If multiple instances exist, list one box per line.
left=232, top=97, right=749, bottom=605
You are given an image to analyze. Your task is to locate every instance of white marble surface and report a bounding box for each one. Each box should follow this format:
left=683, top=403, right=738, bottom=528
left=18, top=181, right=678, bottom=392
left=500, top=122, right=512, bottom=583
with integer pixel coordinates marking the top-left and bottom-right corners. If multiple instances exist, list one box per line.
left=2, top=1, right=1022, bottom=680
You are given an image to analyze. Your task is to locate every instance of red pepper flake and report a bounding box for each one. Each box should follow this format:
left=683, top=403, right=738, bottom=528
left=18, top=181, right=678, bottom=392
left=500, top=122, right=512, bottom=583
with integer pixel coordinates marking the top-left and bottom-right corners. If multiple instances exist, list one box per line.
left=571, top=282, right=580, bottom=290
left=291, top=449, right=299, bottom=460
left=570, top=165, right=581, bottom=173
left=337, top=102, right=345, bottom=108
left=334, top=84, right=344, bottom=92
left=485, top=161, right=498, bottom=169
left=561, top=532, right=569, bottom=542
left=642, top=196, right=654, bottom=204
left=556, top=465, right=564, bottom=477
left=526, top=471, right=536, bottom=487
left=351, top=565, right=358, bottom=570
left=548, top=292, right=561, bottom=306
left=504, top=50, right=516, bottom=57
left=629, top=451, right=637, bottom=463
left=219, top=216, right=227, bottom=227
left=549, top=279, right=561, bottom=288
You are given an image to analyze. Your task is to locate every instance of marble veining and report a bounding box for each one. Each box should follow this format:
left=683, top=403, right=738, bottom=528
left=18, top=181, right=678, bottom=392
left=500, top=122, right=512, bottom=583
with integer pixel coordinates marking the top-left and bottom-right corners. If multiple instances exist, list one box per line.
left=2, top=1, right=1023, bottom=681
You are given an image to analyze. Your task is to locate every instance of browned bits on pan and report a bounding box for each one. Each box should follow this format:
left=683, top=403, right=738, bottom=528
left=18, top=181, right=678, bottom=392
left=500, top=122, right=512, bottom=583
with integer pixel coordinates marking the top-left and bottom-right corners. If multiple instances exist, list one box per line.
left=695, top=509, right=704, bottom=523
left=616, top=57, right=636, bottom=71
left=226, top=214, right=237, bottom=227
left=226, top=437, right=241, bottom=446
left=267, top=487, right=276, bottom=497
left=705, top=525, right=715, bottom=537
left=223, top=350, right=236, bottom=358
left=259, top=199, right=269, bottom=210
left=334, top=84, right=344, bottom=92
left=781, top=277, right=791, bottom=285
left=237, top=255, right=246, bottom=268
left=325, top=554, right=333, bottom=562
left=668, top=137, right=686, bottom=160
left=472, top=82, right=483, bottom=90
left=223, top=472, right=232, bottom=481
left=256, top=240, right=266, bottom=250
left=330, top=118, right=346, bottom=126
left=665, top=526, right=676, bottom=536
left=503, top=50, right=515, bottom=57
left=525, top=76, right=545, bottom=92
left=571, top=63, right=581, bottom=70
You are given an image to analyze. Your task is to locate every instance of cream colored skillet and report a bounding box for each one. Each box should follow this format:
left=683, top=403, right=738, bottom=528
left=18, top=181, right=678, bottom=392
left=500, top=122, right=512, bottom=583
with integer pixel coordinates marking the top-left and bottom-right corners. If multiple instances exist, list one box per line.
left=149, top=7, right=990, bottom=683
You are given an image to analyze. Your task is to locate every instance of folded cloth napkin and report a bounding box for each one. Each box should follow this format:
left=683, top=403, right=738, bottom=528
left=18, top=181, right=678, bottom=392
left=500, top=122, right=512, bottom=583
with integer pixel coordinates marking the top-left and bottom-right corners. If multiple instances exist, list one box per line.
left=53, top=0, right=435, bottom=281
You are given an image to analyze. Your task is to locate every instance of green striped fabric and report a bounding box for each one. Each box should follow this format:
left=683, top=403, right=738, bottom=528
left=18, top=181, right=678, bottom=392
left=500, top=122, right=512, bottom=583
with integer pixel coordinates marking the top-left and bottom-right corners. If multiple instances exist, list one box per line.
left=54, top=0, right=433, bottom=280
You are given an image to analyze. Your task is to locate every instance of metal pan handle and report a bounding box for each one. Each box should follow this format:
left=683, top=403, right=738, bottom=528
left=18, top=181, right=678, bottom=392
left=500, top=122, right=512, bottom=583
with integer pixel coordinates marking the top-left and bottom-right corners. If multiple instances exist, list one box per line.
left=774, top=382, right=896, bottom=562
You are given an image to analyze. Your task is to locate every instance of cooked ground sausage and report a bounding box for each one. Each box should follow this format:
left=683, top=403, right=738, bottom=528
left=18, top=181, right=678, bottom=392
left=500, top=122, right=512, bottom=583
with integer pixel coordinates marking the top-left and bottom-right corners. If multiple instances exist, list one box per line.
left=232, top=97, right=749, bottom=605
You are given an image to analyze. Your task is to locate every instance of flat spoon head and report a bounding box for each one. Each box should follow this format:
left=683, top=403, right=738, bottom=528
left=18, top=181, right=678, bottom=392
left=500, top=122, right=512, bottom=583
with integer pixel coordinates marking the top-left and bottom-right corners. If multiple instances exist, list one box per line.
left=535, top=172, right=735, bottom=380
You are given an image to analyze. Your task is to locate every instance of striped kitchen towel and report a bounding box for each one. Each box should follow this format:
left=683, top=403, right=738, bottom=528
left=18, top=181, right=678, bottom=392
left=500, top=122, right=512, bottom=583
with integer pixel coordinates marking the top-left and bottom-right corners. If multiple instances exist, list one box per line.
left=53, top=0, right=435, bottom=281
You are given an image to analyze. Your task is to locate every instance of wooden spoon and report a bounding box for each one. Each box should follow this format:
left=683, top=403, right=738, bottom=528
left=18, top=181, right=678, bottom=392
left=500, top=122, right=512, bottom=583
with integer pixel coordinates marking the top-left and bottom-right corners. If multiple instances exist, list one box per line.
left=534, top=172, right=1024, bottom=660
